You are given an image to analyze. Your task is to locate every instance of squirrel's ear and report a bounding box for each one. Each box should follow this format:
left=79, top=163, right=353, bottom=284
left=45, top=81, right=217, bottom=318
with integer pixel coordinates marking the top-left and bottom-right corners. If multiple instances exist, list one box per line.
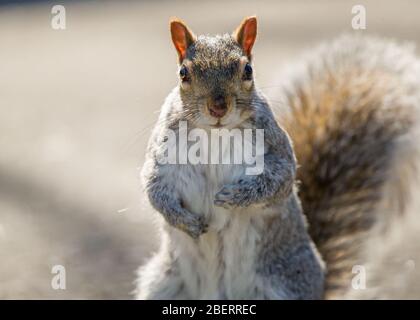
left=233, top=16, right=257, bottom=58
left=170, top=18, right=196, bottom=63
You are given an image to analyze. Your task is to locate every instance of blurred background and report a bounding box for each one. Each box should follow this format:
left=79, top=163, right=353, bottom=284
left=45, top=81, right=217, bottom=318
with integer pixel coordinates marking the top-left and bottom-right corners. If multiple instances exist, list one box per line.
left=0, top=0, right=419, bottom=299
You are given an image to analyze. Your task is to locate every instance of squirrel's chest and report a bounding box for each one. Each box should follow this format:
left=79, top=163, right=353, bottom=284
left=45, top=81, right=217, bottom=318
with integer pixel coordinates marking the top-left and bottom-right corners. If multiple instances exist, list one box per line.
left=176, top=163, right=244, bottom=225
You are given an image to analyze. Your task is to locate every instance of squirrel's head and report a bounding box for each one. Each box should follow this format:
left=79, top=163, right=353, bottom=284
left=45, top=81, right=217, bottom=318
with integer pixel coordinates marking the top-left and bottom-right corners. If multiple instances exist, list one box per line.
left=170, top=16, right=258, bottom=128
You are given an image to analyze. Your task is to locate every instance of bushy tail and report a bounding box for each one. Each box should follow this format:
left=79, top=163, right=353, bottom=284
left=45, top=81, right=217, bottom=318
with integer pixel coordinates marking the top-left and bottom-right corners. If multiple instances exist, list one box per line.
left=273, top=35, right=420, bottom=298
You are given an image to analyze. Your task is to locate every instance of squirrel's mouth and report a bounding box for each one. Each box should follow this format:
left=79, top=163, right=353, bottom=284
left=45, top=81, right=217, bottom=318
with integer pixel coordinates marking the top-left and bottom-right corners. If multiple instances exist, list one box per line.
left=199, top=100, right=241, bottom=129
left=210, top=120, right=223, bottom=128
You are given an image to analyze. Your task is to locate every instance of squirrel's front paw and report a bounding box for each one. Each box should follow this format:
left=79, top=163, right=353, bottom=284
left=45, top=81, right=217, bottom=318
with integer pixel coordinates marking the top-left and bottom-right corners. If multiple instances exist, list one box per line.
left=176, top=213, right=208, bottom=239
left=214, top=180, right=252, bottom=209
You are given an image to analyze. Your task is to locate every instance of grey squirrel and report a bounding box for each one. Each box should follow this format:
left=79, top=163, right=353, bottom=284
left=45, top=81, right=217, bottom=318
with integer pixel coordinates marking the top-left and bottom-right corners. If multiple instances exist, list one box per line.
left=135, top=16, right=324, bottom=299
left=135, top=17, right=420, bottom=299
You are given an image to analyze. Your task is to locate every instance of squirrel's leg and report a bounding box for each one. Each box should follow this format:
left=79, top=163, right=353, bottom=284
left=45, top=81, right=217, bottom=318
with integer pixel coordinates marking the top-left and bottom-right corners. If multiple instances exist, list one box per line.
left=214, top=152, right=295, bottom=209
left=147, top=178, right=208, bottom=238
left=260, top=242, right=325, bottom=300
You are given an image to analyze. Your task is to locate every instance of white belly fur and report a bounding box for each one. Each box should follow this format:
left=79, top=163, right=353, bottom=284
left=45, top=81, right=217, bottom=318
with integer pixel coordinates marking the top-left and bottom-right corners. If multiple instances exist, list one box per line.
left=157, top=161, right=281, bottom=299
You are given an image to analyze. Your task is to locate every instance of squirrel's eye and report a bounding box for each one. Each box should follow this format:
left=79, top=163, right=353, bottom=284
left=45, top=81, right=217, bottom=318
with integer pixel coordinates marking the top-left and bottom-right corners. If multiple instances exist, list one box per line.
left=243, top=63, right=253, bottom=81
left=179, top=65, right=190, bottom=82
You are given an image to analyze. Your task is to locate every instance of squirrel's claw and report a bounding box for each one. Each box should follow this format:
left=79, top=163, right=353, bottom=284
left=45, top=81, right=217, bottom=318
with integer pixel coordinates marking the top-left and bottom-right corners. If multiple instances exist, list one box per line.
left=214, top=181, right=252, bottom=209
left=175, top=214, right=208, bottom=239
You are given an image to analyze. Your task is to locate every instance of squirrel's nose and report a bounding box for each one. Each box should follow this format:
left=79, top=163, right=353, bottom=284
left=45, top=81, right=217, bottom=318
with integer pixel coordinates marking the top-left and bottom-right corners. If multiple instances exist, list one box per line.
left=208, top=96, right=227, bottom=118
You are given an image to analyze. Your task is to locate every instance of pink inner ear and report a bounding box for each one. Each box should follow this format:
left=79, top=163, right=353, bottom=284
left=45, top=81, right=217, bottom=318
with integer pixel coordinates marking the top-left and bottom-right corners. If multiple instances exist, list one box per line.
left=243, top=19, right=257, bottom=56
left=171, top=22, right=188, bottom=59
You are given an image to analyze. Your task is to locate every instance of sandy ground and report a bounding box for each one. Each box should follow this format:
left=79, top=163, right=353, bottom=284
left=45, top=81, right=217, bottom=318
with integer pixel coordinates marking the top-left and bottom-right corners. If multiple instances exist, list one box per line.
left=0, top=0, right=419, bottom=299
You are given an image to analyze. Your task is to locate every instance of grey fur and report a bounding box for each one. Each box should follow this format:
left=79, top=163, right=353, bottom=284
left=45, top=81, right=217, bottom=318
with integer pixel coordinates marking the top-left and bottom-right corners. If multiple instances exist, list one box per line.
left=272, top=34, right=420, bottom=298
left=135, top=29, right=325, bottom=299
